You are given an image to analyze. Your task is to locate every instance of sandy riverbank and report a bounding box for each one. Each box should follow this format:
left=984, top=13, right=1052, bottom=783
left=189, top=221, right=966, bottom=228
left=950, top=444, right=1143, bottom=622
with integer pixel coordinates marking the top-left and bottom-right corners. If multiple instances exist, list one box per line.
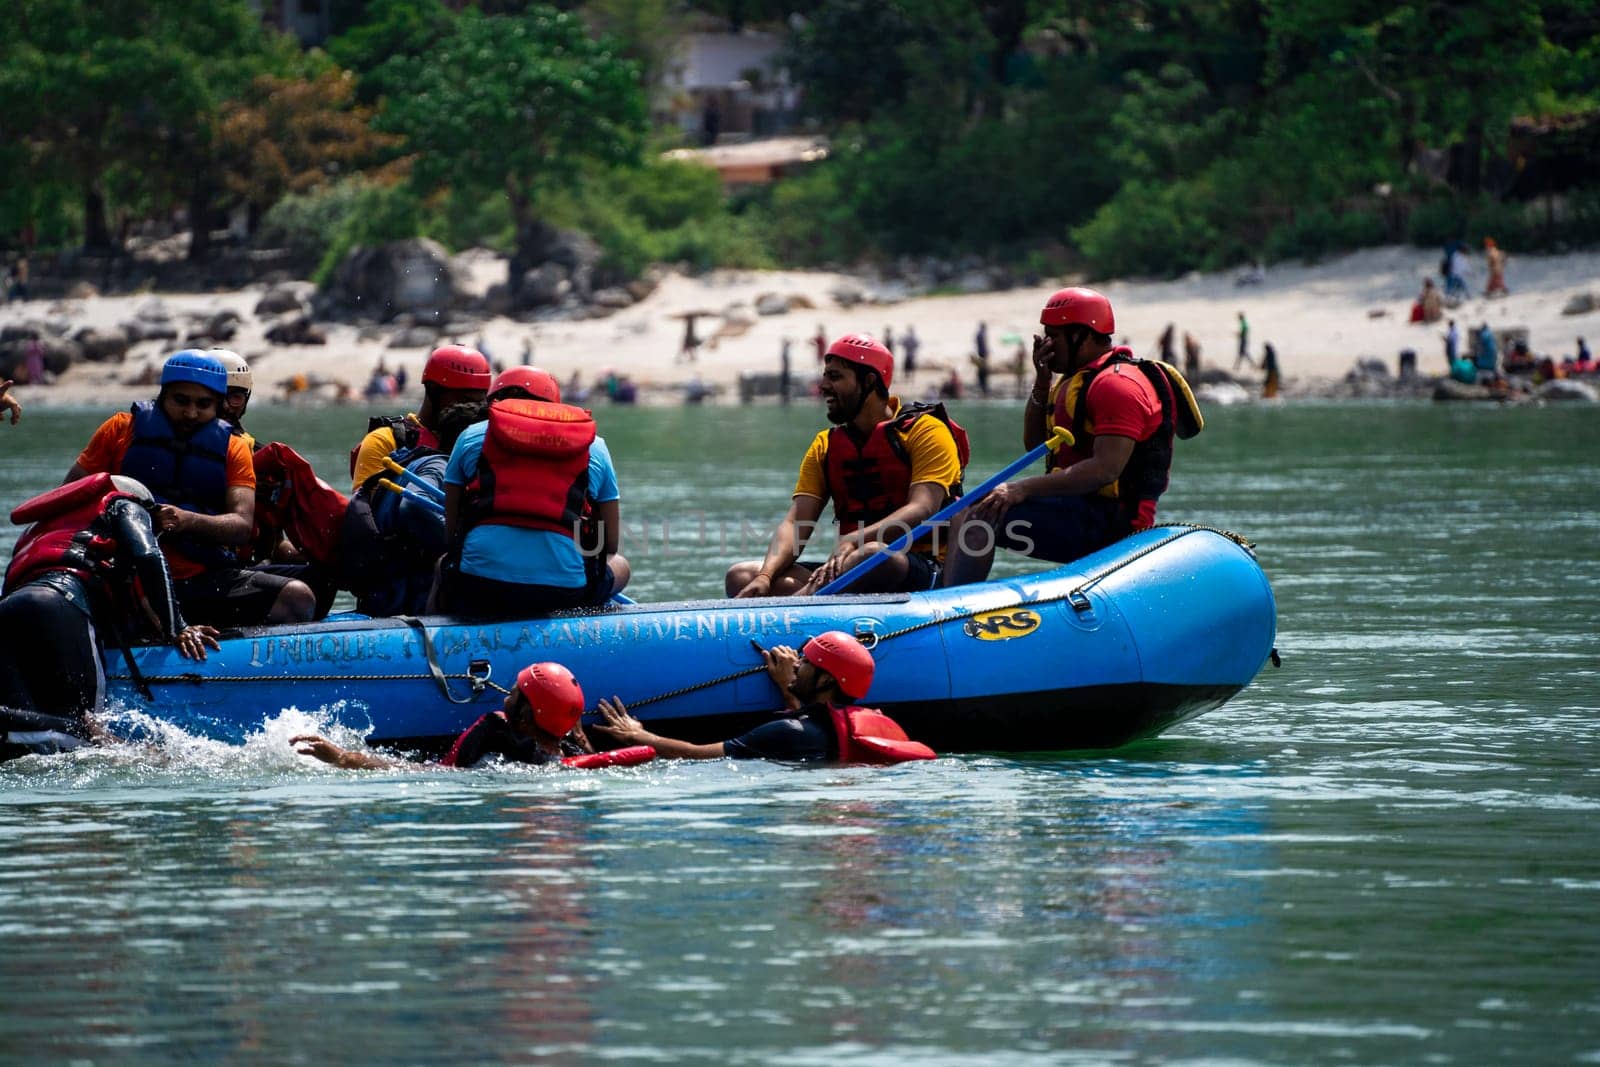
left=4, top=244, right=1597, bottom=410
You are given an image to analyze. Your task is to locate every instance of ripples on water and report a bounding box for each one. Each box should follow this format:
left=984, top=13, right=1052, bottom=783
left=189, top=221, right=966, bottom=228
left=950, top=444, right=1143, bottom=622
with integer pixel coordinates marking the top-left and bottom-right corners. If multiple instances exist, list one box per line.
left=1, top=403, right=1598, bottom=1063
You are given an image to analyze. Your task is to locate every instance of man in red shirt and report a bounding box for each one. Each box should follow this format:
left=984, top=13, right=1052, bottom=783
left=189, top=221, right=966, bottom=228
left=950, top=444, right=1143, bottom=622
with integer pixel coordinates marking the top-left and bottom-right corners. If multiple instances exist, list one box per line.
left=942, top=287, right=1199, bottom=585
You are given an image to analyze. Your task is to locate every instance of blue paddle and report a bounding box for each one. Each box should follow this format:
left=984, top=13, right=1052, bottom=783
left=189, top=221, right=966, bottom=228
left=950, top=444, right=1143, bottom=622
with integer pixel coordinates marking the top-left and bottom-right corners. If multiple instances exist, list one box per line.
left=814, top=425, right=1074, bottom=595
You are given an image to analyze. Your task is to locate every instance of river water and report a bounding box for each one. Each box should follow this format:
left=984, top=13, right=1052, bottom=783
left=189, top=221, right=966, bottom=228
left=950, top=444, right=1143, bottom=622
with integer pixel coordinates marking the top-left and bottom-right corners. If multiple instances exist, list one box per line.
left=0, top=400, right=1596, bottom=1064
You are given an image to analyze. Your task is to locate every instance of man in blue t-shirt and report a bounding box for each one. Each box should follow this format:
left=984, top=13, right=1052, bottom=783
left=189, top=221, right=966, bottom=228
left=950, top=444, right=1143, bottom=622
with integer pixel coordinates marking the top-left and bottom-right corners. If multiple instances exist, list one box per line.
left=437, top=368, right=630, bottom=619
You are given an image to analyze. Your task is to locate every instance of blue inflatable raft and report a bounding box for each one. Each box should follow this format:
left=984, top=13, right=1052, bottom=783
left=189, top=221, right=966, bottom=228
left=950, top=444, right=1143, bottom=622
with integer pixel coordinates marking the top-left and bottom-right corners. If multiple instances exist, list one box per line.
left=101, top=526, right=1276, bottom=754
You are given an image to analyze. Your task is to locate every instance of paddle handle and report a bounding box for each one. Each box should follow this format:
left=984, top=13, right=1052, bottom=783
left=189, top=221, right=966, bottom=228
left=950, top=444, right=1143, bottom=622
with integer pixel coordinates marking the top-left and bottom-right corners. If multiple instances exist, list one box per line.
left=377, top=478, right=445, bottom=515
left=382, top=457, right=446, bottom=501
left=814, top=426, right=1074, bottom=595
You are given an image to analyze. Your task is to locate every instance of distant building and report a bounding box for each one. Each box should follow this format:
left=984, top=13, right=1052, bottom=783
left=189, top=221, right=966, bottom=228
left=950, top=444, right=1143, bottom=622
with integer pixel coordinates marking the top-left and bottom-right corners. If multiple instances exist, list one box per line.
left=662, top=31, right=800, bottom=143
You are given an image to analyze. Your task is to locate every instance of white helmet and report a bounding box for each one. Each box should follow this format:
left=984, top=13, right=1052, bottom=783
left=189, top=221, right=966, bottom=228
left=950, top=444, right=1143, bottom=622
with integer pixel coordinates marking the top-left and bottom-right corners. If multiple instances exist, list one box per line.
left=209, top=349, right=252, bottom=392
left=110, top=476, right=154, bottom=504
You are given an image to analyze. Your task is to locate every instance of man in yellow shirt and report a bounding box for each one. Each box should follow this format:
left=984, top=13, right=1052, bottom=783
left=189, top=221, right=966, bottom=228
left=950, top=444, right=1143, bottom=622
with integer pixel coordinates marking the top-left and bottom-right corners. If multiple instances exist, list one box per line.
left=349, top=344, right=491, bottom=492
left=726, top=333, right=966, bottom=597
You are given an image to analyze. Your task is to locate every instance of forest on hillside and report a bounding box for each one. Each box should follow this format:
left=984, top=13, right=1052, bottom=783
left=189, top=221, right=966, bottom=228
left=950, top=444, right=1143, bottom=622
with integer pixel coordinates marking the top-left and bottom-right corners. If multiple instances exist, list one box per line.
left=2, top=0, right=1597, bottom=281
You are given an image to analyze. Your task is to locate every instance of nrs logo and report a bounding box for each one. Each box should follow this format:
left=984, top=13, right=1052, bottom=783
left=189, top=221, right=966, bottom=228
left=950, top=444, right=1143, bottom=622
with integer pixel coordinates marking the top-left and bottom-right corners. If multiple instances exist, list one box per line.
left=961, top=608, right=1041, bottom=641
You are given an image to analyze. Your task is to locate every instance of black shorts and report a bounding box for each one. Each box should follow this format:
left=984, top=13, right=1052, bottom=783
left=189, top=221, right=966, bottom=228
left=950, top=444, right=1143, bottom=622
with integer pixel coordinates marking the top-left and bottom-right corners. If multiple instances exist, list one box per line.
left=0, top=579, right=103, bottom=720
left=175, top=567, right=300, bottom=628
left=438, top=560, right=617, bottom=621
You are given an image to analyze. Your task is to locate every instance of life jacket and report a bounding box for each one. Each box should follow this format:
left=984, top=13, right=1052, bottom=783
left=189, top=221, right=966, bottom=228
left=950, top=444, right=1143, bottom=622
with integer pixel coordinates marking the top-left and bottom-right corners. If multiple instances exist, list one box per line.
left=821, top=401, right=970, bottom=536
left=462, top=398, right=595, bottom=539
left=119, top=399, right=237, bottom=568
left=827, top=704, right=936, bottom=764
left=562, top=745, right=657, bottom=769
left=4, top=473, right=135, bottom=594
left=1049, top=349, right=1203, bottom=527
left=349, top=414, right=439, bottom=480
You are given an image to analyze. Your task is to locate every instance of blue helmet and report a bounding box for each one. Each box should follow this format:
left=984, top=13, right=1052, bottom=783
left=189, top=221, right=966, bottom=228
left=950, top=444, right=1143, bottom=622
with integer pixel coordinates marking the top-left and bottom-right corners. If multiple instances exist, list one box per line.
left=161, top=350, right=227, bottom=395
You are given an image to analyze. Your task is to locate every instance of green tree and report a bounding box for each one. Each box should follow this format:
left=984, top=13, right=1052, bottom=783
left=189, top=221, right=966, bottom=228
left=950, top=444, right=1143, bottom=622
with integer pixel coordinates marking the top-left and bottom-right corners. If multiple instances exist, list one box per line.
left=0, top=0, right=294, bottom=255
left=326, top=0, right=456, bottom=103
left=377, top=7, right=647, bottom=246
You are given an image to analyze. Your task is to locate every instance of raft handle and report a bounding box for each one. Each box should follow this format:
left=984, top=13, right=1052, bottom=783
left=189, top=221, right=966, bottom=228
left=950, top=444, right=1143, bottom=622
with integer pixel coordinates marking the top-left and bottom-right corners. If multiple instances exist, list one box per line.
left=1068, top=590, right=1093, bottom=613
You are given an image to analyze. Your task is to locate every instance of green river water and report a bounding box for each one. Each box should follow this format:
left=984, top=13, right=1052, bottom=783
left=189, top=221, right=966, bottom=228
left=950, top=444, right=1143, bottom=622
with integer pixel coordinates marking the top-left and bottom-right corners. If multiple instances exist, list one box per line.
left=0, top=399, right=1596, bottom=1064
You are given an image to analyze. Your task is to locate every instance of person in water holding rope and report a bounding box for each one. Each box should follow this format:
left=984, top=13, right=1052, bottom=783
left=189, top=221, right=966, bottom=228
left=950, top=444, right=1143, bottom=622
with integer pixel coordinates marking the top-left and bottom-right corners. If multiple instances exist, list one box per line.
left=592, top=631, right=935, bottom=764
left=433, top=366, right=630, bottom=618
left=290, top=662, right=649, bottom=770
left=942, top=288, right=1202, bottom=586
left=65, top=350, right=317, bottom=626
left=725, top=334, right=968, bottom=598
left=350, top=344, right=492, bottom=493
left=0, top=474, right=219, bottom=759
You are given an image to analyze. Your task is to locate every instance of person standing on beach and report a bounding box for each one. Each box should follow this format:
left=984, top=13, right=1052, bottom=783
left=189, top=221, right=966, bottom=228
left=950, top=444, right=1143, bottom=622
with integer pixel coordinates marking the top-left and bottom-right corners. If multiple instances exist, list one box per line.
left=1484, top=238, right=1509, bottom=298
left=902, top=326, right=919, bottom=381
left=941, top=288, right=1202, bottom=586
left=1261, top=343, right=1281, bottom=399
left=779, top=337, right=792, bottom=405
left=724, top=334, right=966, bottom=598
left=1183, top=332, right=1202, bottom=377
left=1158, top=324, right=1176, bottom=364
left=1445, top=320, right=1460, bottom=367
left=677, top=315, right=702, bottom=363
left=1235, top=312, right=1254, bottom=369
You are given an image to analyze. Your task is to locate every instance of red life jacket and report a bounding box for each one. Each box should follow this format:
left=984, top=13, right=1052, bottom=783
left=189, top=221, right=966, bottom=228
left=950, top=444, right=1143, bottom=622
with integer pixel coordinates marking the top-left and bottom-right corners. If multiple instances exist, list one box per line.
left=562, top=745, right=657, bottom=769
left=1048, top=348, right=1202, bottom=527
left=5, top=474, right=133, bottom=592
left=821, top=401, right=970, bottom=535
left=463, top=398, right=595, bottom=538
left=827, top=704, right=936, bottom=764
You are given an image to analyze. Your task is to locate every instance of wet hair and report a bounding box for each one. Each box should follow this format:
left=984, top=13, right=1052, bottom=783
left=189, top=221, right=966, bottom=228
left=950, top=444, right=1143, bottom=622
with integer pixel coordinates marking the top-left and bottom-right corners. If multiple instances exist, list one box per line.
left=435, top=400, right=488, bottom=453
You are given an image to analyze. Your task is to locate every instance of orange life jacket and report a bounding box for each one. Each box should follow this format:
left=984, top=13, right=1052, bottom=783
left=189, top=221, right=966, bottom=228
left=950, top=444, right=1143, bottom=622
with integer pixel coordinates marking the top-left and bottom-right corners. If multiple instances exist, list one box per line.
left=5, top=474, right=133, bottom=593
left=463, top=398, right=595, bottom=538
left=821, top=402, right=969, bottom=535
left=827, top=704, right=936, bottom=764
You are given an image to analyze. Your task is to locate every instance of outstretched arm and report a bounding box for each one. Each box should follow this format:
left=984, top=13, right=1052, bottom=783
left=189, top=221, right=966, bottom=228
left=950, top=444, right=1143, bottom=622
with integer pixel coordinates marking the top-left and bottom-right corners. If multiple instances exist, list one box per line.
left=290, top=734, right=408, bottom=770
left=590, top=697, right=728, bottom=759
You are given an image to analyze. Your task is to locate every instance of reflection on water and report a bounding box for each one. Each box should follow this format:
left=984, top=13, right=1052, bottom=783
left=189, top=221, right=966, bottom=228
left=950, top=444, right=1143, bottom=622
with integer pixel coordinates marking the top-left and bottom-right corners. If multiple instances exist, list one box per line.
left=1, top=403, right=1598, bottom=1062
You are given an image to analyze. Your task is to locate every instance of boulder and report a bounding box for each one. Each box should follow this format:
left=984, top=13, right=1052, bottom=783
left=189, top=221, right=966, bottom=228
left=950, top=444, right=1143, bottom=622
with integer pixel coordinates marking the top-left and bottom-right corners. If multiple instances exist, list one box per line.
left=135, top=298, right=172, bottom=323
left=122, top=319, right=180, bottom=343
left=73, top=326, right=131, bottom=362
left=1562, top=292, right=1598, bottom=316
left=65, top=281, right=100, bottom=300
left=1536, top=378, right=1598, bottom=402
left=625, top=265, right=668, bottom=303
left=755, top=292, right=791, bottom=316
left=264, top=312, right=326, bottom=345
left=511, top=223, right=601, bottom=304
left=519, top=263, right=572, bottom=308
left=255, top=281, right=315, bottom=317
left=830, top=284, right=865, bottom=308
left=327, top=238, right=460, bottom=323
left=591, top=287, right=634, bottom=310
left=389, top=325, right=439, bottom=348
left=0, top=323, right=44, bottom=344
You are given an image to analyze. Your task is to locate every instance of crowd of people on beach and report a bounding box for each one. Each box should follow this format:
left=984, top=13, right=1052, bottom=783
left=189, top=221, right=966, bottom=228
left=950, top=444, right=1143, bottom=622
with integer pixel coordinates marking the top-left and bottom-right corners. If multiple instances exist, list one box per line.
left=0, top=287, right=1204, bottom=768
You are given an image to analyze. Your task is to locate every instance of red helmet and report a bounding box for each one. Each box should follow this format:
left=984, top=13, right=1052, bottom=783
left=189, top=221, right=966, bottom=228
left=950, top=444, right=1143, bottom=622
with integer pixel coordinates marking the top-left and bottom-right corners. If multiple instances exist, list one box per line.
left=490, top=366, right=561, bottom=403
left=801, top=631, right=876, bottom=700
left=1040, top=287, right=1115, bottom=334
left=423, top=345, right=492, bottom=391
left=825, top=333, right=894, bottom=390
left=516, top=662, right=586, bottom=738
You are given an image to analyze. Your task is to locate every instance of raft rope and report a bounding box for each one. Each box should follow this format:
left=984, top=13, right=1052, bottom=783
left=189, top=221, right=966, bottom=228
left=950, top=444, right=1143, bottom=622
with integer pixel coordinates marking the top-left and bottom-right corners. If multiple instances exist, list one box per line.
left=106, top=524, right=1255, bottom=710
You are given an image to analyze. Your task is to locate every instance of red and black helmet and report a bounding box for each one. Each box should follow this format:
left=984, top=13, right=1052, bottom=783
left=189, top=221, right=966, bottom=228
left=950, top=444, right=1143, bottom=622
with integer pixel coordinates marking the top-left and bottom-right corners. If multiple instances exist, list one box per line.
left=1040, top=287, right=1115, bottom=334
left=516, top=662, right=586, bottom=738
left=801, top=631, right=876, bottom=700
left=824, top=333, right=894, bottom=390
left=490, top=366, right=561, bottom=403
left=423, top=344, right=492, bottom=391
